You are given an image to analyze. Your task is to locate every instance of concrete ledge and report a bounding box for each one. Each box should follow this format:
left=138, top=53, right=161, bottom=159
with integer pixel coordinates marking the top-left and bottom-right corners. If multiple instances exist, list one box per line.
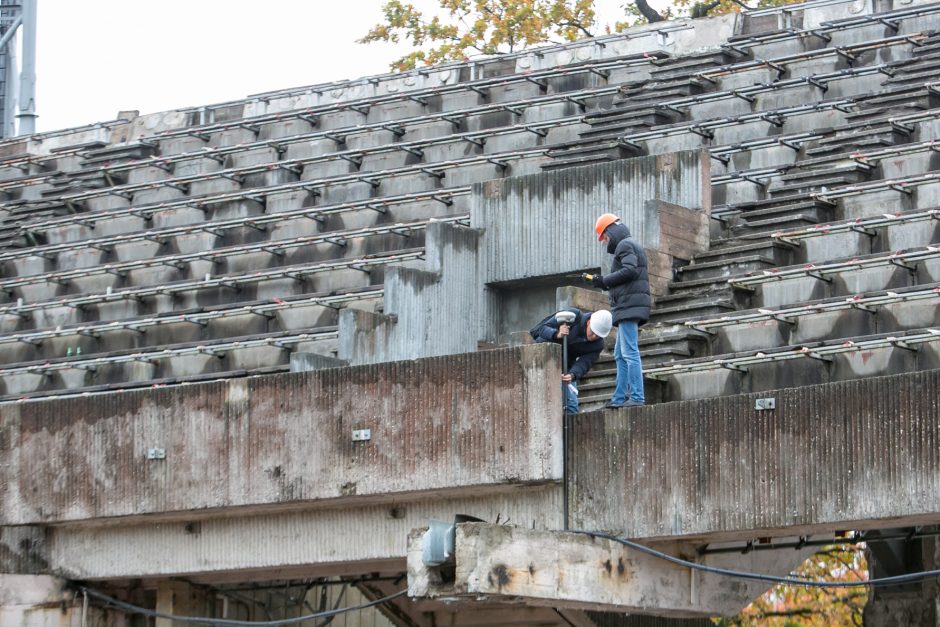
left=0, top=344, right=563, bottom=525
left=407, top=523, right=813, bottom=618
left=571, top=368, right=940, bottom=541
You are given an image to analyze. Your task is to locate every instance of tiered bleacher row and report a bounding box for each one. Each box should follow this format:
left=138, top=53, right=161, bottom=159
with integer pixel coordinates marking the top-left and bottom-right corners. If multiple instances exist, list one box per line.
left=0, top=35, right=670, bottom=400
left=568, top=1, right=940, bottom=407
left=1, top=0, right=940, bottom=403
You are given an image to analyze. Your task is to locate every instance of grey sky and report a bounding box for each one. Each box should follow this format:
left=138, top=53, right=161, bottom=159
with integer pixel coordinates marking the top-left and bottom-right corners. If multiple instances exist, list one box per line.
left=35, top=0, right=666, bottom=133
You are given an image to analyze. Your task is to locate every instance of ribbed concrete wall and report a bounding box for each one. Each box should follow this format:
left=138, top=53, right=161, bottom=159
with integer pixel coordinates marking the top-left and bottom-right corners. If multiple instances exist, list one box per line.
left=472, top=152, right=709, bottom=284
left=0, top=343, right=561, bottom=525
left=342, top=153, right=708, bottom=365
left=570, top=368, right=940, bottom=540
left=339, top=221, right=496, bottom=364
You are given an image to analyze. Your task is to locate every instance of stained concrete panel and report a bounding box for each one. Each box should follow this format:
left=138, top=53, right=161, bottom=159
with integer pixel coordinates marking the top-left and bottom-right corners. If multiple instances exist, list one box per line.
left=0, top=343, right=562, bottom=525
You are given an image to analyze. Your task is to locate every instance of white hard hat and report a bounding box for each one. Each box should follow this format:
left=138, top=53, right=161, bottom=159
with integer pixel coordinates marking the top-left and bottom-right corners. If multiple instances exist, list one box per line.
left=590, top=310, right=612, bottom=338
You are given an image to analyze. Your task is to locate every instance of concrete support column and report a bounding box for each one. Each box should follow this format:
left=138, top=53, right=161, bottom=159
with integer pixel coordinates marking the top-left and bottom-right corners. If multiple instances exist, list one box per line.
left=864, top=534, right=940, bottom=626
left=156, top=580, right=212, bottom=627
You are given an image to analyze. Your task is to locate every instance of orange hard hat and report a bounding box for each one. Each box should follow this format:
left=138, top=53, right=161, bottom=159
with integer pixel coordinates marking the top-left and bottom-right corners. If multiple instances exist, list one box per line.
left=594, top=213, right=619, bottom=241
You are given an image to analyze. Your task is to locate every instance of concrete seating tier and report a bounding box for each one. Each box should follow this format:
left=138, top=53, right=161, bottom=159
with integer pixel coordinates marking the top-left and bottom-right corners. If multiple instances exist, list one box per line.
left=0, top=262, right=392, bottom=330
left=5, top=145, right=547, bottom=231
left=543, top=22, right=936, bottom=170
left=0, top=283, right=390, bottom=350
left=5, top=1, right=940, bottom=402
left=0, top=327, right=339, bottom=401
left=147, top=53, right=664, bottom=148
left=638, top=326, right=940, bottom=402
left=15, top=188, right=469, bottom=250
left=2, top=362, right=291, bottom=402
left=0, top=217, right=458, bottom=298
left=0, top=89, right=618, bottom=198
left=770, top=207, right=940, bottom=262
left=544, top=96, right=859, bottom=170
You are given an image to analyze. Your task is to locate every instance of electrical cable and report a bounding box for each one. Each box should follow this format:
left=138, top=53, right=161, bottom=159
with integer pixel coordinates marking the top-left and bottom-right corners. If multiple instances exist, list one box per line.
left=577, top=531, right=940, bottom=588
left=80, top=586, right=407, bottom=627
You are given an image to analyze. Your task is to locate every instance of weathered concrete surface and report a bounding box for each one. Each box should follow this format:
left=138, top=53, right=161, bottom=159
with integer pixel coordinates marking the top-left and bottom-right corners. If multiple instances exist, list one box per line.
left=341, top=152, right=710, bottom=366
left=0, top=344, right=562, bottom=526
left=473, top=152, right=709, bottom=286
left=571, top=369, right=940, bottom=541
left=50, top=486, right=562, bottom=581
left=407, top=523, right=814, bottom=618
left=0, top=575, right=118, bottom=627
left=0, top=526, right=47, bottom=574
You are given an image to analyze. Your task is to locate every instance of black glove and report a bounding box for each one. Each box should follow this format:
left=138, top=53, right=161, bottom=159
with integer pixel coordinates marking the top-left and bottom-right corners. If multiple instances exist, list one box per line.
left=591, top=274, right=606, bottom=289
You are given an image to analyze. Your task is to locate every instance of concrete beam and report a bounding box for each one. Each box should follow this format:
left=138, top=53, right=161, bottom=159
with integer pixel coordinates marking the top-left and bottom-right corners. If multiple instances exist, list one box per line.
left=0, top=344, right=561, bottom=526
left=571, top=369, right=940, bottom=541
left=47, top=486, right=562, bottom=581
left=407, top=523, right=814, bottom=618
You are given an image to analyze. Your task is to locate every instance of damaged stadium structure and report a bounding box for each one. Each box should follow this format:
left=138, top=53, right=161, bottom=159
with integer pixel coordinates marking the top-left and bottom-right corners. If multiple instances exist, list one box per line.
left=3, top=0, right=940, bottom=624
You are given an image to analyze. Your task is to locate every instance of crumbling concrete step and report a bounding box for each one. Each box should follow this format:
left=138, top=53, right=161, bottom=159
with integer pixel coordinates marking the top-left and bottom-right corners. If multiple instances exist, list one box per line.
left=675, top=254, right=777, bottom=282
left=79, top=141, right=158, bottom=168
left=884, top=66, right=940, bottom=87
left=768, top=173, right=868, bottom=197
left=852, top=84, right=930, bottom=109
left=650, top=297, right=737, bottom=323
left=731, top=212, right=824, bottom=236
left=580, top=109, right=681, bottom=138
left=541, top=154, right=621, bottom=171
left=648, top=52, right=747, bottom=81
left=690, top=240, right=796, bottom=266
left=804, top=133, right=899, bottom=158
left=608, top=84, right=705, bottom=109
left=722, top=199, right=836, bottom=235
left=639, top=324, right=710, bottom=363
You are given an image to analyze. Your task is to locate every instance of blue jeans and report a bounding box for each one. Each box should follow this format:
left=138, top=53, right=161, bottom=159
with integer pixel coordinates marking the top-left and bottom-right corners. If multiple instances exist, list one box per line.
left=612, top=321, right=644, bottom=404
left=563, top=381, right=579, bottom=414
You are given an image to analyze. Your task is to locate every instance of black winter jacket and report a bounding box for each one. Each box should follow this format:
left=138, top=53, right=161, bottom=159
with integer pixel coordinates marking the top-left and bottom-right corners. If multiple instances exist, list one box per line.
left=529, top=308, right=604, bottom=381
left=601, top=223, right=651, bottom=325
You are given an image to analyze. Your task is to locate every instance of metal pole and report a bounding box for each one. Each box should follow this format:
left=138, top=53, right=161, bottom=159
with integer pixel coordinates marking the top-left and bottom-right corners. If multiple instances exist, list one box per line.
left=16, top=0, right=36, bottom=136
left=562, top=331, right=569, bottom=531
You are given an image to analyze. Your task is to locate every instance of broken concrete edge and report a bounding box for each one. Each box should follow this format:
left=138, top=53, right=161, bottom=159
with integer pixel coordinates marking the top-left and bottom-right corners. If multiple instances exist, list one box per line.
left=405, top=522, right=814, bottom=618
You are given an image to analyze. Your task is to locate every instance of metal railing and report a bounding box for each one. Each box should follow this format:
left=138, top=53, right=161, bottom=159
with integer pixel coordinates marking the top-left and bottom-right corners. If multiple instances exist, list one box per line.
left=645, top=327, right=940, bottom=379
left=728, top=243, right=940, bottom=289
left=684, top=283, right=940, bottom=333
left=771, top=208, right=940, bottom=245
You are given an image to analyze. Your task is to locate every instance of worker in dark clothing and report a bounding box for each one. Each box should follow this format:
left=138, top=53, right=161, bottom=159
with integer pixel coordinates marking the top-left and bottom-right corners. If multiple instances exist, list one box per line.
left=530, top=308, right=613, bottom=414
left=590, top=214, right=651, bottom=408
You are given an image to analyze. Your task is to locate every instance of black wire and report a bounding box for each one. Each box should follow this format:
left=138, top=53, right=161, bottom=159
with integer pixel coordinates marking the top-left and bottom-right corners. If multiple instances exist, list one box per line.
left=81, top=586, right=407, bottom=626
left=578, top=531, right=940, bottom=588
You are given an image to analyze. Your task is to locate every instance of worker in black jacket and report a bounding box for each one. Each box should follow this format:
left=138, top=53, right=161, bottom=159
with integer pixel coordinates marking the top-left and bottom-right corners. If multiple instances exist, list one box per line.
left=589, top=214, right=651, bottom=408
left=530, top=307, right=613, bottom=414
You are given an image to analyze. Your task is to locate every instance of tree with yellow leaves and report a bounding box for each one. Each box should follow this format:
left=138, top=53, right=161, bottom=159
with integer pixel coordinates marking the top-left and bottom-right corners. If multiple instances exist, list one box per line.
left=716, top=544, right=869, bottom=626
left=358, top=0, right=597, bottom=71
left=360, top=0, right=804, bottom=71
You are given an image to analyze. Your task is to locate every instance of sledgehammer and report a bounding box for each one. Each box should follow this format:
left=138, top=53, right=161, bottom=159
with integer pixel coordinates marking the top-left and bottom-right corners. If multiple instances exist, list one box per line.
left=555, top=310, right=576, bottom=531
